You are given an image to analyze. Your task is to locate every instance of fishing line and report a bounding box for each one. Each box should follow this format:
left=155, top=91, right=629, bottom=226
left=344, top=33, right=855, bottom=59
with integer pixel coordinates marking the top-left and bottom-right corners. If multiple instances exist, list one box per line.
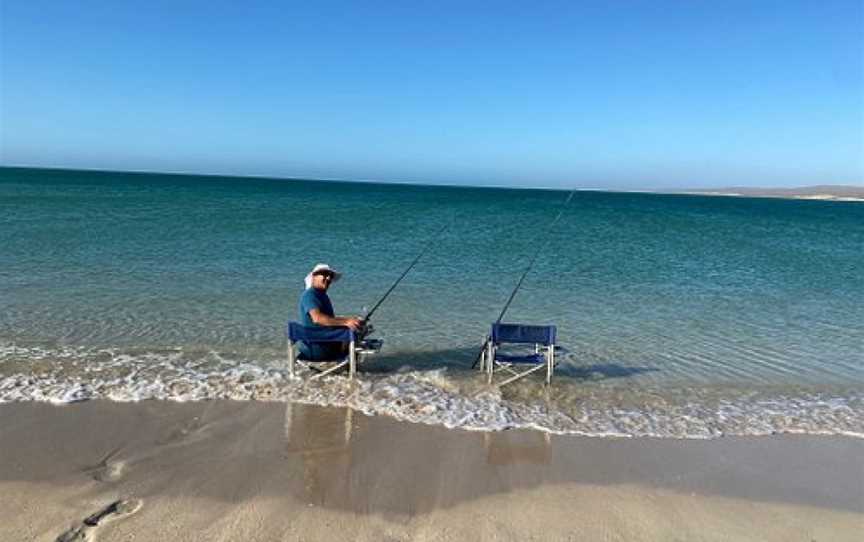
left=363, top=223, right=450, bottom=323
left=471, top=189, right=576, bottom=369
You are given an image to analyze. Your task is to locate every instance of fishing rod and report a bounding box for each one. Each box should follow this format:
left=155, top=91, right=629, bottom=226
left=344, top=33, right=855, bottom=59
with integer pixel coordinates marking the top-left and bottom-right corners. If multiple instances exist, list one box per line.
left=362, top=223, right=450, bottom=324
left=471, top=190, right=576, bottom=369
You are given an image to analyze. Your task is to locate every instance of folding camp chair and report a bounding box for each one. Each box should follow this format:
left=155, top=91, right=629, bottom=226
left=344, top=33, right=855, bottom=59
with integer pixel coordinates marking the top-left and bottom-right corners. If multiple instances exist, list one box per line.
left=480, top=323, right=557, bottom=386
left=286, top=322, right=381, bottom=380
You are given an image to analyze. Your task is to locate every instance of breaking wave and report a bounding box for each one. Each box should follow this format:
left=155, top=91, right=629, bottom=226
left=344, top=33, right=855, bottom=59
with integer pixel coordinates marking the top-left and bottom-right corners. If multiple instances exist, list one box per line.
left=1, top=344, right=862, bottom=439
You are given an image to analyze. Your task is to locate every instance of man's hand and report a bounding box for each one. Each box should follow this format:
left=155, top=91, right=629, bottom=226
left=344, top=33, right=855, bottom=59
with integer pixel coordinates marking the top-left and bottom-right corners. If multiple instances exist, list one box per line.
left=344, top=317, right=363, bottom=331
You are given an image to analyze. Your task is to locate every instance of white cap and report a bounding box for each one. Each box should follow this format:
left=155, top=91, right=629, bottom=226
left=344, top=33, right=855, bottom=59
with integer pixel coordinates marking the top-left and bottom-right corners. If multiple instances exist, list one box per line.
left=304, top=263, right=342, bottom=289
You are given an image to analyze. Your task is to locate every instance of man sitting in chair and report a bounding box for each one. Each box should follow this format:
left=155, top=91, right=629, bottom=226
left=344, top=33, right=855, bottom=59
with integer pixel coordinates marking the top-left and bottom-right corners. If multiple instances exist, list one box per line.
left=297, top=263, right=364, bottom=360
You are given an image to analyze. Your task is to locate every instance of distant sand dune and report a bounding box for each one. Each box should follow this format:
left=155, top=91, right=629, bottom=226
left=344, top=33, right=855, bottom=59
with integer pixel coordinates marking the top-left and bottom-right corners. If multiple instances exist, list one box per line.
left=681, top=185, right=864, bottom=201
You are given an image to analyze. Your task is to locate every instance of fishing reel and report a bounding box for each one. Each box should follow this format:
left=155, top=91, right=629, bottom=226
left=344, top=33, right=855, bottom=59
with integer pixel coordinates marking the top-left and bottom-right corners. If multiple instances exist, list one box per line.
left=358, top=321, right=375, bottom=340
left=356, top=321, right=382, bottom=353
left=356, top=306, right=373, bottom=339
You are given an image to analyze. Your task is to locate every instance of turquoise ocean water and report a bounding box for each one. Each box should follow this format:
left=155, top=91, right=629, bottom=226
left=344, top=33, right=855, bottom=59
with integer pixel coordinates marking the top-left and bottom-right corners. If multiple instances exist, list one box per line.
left=1, top=167, right=862, bottom=438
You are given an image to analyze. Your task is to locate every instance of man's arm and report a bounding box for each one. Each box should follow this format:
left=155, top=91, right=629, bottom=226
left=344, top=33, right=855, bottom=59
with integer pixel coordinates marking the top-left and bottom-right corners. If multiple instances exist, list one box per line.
left=308, top=308, right=363, bottom=331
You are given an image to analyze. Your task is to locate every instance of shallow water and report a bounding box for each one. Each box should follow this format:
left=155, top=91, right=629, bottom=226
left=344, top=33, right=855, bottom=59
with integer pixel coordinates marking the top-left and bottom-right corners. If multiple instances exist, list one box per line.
left=2, top=167, right=862, bottom=438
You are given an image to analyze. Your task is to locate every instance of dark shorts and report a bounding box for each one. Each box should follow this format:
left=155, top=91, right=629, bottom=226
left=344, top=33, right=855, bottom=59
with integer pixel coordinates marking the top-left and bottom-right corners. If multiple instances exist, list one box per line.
left=297, top=341, right=345, bottom=361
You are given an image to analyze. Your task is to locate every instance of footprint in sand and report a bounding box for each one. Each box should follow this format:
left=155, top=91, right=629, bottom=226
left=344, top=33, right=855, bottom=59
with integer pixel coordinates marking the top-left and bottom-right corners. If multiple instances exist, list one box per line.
left=55, top=498, right=142, bottom=542
left=87, top=460, right=125, bottom=482
left=156, top=416, right=210, bottom=445
left=85, top=447, right=125, bottom=482
left=55, top=525, right=90, bottom=542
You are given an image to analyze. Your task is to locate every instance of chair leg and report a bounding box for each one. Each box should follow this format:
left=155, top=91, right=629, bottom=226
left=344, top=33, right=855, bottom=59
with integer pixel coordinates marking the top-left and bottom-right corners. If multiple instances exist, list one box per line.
left=349, top=340, right=356, bottom=380
left=486, top=342, right=494, bottom=384
left=480, top=336, right=490, bottom=372
left=308, top=359, right=349, bottom=380
left=498, top=363, right=546, bottom=387
left=287, top=341, right=295, bottom=378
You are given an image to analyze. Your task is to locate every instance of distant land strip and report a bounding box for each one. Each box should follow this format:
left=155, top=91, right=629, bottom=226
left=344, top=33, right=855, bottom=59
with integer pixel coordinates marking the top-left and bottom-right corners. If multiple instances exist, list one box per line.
left=678, top=185, right=864, bottom=202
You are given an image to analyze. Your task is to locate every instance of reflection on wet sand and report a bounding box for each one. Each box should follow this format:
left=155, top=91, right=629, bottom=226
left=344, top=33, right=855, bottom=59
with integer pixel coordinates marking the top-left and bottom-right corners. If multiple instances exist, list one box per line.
left=282, top=403, right=558, bottom=515
left=279, top=403, right=864, bottom=516
left=0, top=400, right=860, bottom=530
left=284, top=403, right=355, bottom=507
left=484, top=431, right=551, bottom=466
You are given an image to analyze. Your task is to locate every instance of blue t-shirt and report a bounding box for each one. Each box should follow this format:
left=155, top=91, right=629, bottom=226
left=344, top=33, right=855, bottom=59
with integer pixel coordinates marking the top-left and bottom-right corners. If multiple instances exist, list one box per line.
left=298, top=287, right=334, bottom=326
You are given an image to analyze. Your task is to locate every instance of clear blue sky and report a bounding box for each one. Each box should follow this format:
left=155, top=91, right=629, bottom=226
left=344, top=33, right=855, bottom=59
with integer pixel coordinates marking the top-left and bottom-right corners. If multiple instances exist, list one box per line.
left=1, top=0, right=862, bottom=189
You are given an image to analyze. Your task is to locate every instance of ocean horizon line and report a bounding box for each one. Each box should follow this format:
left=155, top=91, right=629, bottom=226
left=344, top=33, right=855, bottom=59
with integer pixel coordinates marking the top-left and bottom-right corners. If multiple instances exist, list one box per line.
left=3, top=164, right=861, bottom=204
left=0, top=164, right=582, bottom=193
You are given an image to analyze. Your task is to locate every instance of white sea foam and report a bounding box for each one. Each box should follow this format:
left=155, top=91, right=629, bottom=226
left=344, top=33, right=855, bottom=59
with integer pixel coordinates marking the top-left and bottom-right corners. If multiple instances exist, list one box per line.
left=1, top=345, right=862, bottom=439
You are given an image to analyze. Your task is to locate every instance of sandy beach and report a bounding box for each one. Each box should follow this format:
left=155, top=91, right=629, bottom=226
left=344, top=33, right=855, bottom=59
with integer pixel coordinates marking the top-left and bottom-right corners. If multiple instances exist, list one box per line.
left=1, top=400, right=861, bottom=541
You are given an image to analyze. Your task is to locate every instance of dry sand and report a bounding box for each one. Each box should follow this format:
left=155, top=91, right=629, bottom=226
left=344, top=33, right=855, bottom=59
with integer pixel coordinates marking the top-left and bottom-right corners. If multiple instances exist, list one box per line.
left=1, top=400, right=861, bottom=541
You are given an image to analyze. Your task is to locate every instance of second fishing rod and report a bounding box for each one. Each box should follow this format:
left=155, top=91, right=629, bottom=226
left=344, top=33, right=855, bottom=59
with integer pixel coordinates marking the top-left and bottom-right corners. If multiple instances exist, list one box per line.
left=471, top=190, right=575, bottom=369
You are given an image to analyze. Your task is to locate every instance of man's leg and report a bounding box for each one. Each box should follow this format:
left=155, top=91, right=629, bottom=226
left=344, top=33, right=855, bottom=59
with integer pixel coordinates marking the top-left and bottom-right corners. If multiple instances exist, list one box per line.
left=298, top=341, right=339, bottom=361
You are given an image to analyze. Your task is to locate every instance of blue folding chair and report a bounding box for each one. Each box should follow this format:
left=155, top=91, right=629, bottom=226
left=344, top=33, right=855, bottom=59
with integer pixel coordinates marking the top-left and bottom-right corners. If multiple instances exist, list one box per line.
left=286, top=322, right=381, bottom=380
left=480, top=323, right=558, bottom=386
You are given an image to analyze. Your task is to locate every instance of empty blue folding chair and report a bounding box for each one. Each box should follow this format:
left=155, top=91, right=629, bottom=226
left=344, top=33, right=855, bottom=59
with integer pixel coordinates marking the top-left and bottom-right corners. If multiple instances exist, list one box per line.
left=480, top=323, right=558, bottom=386
left=286, top=322, right=381, bottom=380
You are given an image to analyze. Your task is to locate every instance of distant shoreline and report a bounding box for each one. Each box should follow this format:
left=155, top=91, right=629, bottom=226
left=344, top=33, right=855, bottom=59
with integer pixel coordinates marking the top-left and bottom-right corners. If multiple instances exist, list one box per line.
left=676, top=185, right=864, bottom=202
left=2, top=165, right=862, bottom=200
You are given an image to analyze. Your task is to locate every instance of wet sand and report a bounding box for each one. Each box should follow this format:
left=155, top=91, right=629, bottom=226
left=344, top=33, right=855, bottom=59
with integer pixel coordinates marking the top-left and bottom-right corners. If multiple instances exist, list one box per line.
left=1, top=400, right=861, bottom=541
